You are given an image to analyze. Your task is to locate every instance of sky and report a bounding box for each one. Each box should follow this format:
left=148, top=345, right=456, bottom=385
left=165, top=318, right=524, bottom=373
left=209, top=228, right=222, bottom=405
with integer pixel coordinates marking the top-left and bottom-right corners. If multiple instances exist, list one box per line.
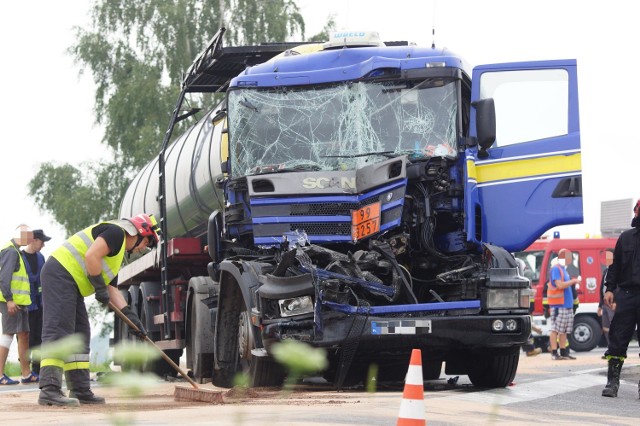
left=1, top=0, right=638, bottom=258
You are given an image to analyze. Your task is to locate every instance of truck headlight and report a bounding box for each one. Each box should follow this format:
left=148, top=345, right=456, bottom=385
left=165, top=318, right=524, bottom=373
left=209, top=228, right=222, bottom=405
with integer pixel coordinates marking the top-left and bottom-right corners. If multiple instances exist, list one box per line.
left=487, top=289, right=531, bottom=309
left=487, top=289, right=519, bottom=309
left=279, top=295, right=313, bottom=317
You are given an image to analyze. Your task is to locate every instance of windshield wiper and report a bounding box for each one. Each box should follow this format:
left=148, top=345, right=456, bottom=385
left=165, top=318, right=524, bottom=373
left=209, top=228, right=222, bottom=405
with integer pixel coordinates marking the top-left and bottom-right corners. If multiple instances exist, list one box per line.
left=321, top=151, right=395, bottom=159
left=239, top=99, right=259, bottom=112
left=250, top=163, right=322, bottom=175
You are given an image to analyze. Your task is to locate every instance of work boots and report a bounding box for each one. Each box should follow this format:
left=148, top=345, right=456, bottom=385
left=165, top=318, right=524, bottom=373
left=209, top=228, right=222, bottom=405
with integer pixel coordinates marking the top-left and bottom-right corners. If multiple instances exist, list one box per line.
left=66, top=369, right=106, bottom=405
left=39, top=385, right=80, bottom=406
left=602, top=358, right=624, bottom=397
left=38, top=366, right=79, bottom=406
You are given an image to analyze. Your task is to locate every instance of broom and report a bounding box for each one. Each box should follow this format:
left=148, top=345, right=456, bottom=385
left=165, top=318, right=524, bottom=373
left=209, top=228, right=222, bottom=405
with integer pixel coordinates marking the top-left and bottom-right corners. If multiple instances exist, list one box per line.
left=109, top=302, right=223, bottom=403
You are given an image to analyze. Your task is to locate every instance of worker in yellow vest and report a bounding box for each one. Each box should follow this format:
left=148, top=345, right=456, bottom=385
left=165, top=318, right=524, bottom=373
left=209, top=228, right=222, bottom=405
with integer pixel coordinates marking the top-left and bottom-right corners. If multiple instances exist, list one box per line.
left=37, top=214, right=160, bottom=406
left=0, top=225, right=34, bottom=385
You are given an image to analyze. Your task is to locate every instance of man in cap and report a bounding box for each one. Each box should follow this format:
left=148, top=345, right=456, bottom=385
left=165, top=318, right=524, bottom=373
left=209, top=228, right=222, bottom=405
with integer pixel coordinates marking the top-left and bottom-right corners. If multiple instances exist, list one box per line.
left=38, top=214, right=160, bottom=406
left=20, top=229, right=52, bottom=382
left=0, top=225, right=34, bottom=385
left=602, top=199, right=640, bottom=398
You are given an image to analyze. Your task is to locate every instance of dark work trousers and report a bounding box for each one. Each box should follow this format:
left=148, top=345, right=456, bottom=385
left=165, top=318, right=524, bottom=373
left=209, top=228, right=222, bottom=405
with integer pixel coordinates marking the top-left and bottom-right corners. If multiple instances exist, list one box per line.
left=39, top=258, right=91, bottom=390
left=605, top=288, right=640, bottom=358
left=28, top=307, right=43, bottom=374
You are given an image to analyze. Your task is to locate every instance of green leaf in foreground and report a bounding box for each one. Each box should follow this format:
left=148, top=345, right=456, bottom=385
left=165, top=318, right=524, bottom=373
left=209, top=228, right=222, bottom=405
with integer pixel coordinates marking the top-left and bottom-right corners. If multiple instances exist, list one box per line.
left=270, top=340, right=328, bottom=376
left=101, top=371, right=159, bottom=397
left=113, top=341, right=161, bottom=369
left=36, top=334, right=85, bottom=360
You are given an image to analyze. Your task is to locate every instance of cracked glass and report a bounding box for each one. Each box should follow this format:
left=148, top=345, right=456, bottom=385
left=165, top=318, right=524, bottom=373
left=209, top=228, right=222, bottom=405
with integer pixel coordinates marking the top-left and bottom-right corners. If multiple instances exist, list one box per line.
left=228, top=79, right=458, bottom=177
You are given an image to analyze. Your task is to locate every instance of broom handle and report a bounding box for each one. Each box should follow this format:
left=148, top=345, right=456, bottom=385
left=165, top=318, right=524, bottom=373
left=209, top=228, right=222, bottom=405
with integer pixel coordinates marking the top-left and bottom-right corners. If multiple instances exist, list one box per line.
left=109, top=302, right=200, bottom=389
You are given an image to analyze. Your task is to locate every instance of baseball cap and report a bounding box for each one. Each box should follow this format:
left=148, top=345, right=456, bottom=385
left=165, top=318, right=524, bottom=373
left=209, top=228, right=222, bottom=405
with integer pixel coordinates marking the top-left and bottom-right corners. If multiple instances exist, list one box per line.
left=32, top=229, right=52, bottom=242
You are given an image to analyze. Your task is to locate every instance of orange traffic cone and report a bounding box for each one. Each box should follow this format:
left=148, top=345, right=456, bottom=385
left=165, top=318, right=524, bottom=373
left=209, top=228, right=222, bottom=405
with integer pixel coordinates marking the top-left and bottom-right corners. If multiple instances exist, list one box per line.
left=397, top=348, right=426, bottom=426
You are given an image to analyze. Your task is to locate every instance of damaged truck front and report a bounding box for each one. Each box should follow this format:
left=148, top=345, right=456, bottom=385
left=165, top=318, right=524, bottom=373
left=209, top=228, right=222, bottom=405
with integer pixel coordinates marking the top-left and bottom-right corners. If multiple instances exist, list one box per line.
left=118, top=29, right=583, bottom=389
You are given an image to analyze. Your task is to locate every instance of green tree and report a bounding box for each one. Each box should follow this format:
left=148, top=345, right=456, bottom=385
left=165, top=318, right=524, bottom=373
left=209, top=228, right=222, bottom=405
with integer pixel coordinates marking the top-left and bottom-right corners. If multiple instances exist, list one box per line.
left=29, top=0, right=307, bottom=234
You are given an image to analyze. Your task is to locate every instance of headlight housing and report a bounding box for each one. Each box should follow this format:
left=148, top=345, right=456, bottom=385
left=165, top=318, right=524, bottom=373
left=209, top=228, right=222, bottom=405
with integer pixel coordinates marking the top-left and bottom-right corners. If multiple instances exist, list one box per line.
left=279, top=295, right=314, bottom=317
left=486, top=288, right=533, bottom=309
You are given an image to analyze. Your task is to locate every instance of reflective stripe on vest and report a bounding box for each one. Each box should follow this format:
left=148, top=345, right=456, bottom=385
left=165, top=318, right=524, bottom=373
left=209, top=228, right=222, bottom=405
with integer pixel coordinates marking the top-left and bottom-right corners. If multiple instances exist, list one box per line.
left=51, top=223, right=127, bottom=297
left=547, top=265, right=565, bottom=306
left=0, top=242, right=31, bottom=305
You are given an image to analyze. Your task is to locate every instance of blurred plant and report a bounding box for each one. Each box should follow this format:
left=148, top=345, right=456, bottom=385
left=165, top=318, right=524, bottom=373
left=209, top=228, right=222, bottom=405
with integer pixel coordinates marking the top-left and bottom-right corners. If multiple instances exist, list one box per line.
left=4, top=362, right=20, bottom=377
left=33, top=334, right=85, bottom=362
left=233, top=371, right=250, bottom=389
left=102, top=341, right=163, bottom=425
left=112, top=340, right=161, bottom=373
left=271, top=340, right=328, bottom=390
left=366, top=363, right=379, bottom=393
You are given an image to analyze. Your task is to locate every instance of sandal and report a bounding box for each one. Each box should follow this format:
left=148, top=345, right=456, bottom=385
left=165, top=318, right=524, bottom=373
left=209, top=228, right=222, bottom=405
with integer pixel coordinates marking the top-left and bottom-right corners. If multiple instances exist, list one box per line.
left=21, top=372, right=39, bottom=383
left=0, top=374, right=19, bottom=385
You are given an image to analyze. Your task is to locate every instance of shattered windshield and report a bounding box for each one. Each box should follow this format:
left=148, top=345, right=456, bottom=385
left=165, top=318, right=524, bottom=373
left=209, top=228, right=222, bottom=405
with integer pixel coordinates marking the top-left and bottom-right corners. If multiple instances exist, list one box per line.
left=228, top=79, right=458, bottom=177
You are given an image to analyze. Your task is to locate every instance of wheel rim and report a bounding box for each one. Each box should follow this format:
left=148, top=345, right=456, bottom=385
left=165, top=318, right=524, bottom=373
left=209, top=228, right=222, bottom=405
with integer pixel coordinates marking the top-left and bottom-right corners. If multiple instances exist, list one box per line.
left=573, top=324, right=592, bottom=343
left=237, top=311, right=252, bottom=362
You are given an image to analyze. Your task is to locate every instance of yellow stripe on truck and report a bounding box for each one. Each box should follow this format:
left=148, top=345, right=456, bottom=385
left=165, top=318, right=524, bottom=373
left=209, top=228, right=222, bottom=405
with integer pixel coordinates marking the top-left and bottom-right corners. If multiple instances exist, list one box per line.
left=476, top=152, right=581, bottom=184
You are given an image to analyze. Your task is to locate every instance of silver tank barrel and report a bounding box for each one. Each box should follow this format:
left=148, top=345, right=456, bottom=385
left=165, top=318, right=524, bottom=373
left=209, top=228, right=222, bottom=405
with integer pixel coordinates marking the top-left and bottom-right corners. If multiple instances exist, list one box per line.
left=119, top=105, right=226, bottom=240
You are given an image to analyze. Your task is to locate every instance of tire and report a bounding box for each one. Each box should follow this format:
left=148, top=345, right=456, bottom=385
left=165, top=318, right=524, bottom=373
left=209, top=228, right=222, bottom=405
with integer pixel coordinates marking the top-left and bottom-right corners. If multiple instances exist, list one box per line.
left=143, top=349, right=183, bottom=378
left=212, top=285, right=284, bottom=388
left=238, top=310, right=285, bottom=387
left=422, top=360, right=442, bottom=381
left=187, top=291, right=214, bottom=383
left=568, top=315, right=602, bottom=352
left=467, top=347, right=519, bottom=388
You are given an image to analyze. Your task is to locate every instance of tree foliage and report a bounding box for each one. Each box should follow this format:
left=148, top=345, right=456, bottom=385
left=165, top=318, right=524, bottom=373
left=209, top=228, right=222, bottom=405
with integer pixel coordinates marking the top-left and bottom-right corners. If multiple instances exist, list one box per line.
left=29, top=0, right=308, bottom=235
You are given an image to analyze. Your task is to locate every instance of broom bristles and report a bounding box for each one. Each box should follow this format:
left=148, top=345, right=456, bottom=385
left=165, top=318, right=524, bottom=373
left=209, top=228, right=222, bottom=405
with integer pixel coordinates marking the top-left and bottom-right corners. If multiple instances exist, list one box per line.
left=174, top=385, right=224, bottom=404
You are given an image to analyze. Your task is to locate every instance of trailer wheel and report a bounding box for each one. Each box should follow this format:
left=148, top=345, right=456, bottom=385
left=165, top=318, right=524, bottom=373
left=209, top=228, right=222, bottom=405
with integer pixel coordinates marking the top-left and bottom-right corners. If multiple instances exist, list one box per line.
left=467, top=347, right=519, bottom=388
left=568, top=315, right=602, bottom=352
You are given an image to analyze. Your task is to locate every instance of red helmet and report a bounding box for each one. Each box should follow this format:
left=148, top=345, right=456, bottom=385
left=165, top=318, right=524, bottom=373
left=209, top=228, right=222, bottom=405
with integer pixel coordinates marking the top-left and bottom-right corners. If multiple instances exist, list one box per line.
left=126, top=214, right=161, bottom=246
left=635, top=199, right=640, bottom=213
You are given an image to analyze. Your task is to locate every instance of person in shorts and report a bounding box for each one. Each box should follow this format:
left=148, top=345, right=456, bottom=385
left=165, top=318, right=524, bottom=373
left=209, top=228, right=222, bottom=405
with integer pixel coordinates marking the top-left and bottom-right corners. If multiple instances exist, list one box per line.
left=0, top=224, right=35, bottom=385
left=547, top=248, right=582, bottom=360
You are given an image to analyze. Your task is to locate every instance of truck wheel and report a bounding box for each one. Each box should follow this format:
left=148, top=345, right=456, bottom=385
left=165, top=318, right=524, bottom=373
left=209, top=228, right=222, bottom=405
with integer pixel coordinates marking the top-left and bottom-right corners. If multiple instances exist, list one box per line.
left=467, top=347, right=519, bottom=388
left=568, top=315, right=602, bottom=352
left=238, top=310, right=285, bottom=387
left=144, top=349, right=183, bottom=378
left=212, top=285, right=284, bottom=388
left=422, top=359, right=442, bottom=381
left=187, top=291, right=214, bottom=383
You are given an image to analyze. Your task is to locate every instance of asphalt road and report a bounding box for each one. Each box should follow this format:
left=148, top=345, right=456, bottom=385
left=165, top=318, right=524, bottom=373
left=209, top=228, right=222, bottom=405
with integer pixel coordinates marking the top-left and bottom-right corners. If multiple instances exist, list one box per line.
left=1, top=346, right=639, bottom=425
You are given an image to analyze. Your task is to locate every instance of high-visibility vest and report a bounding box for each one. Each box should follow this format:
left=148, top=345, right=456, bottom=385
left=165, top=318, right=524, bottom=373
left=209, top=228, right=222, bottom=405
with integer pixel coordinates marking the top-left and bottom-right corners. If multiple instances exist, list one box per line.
left=0, top=242, right=31, bottom=305
left=547, top=265, right=566, bottom=306
left=51, top=223, right=127, bottom=297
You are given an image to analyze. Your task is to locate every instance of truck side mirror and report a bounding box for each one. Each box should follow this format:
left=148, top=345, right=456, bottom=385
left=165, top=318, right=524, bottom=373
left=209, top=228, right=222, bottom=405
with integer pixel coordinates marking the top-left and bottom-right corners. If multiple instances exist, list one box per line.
left=472, top=98, right=496, bottom=159
left=212, top=109, right=227, bottom=126
left=207, top=210, right=223, bottom=264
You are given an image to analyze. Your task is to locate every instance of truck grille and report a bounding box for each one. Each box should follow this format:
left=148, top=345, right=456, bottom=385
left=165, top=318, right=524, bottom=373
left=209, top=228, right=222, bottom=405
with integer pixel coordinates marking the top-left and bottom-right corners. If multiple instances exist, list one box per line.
left=251, top=180, right=406, bottom=245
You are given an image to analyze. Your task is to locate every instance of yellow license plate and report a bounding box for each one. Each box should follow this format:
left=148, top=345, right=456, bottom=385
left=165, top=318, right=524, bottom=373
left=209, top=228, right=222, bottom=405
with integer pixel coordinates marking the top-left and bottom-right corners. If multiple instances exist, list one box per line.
left=351, top=202, right=381, bottom=241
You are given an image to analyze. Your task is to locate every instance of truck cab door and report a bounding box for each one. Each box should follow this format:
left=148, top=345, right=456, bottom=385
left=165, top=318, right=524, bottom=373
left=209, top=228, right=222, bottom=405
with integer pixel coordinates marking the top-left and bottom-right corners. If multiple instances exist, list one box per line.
left=465, top=60, right=582, bottom=252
